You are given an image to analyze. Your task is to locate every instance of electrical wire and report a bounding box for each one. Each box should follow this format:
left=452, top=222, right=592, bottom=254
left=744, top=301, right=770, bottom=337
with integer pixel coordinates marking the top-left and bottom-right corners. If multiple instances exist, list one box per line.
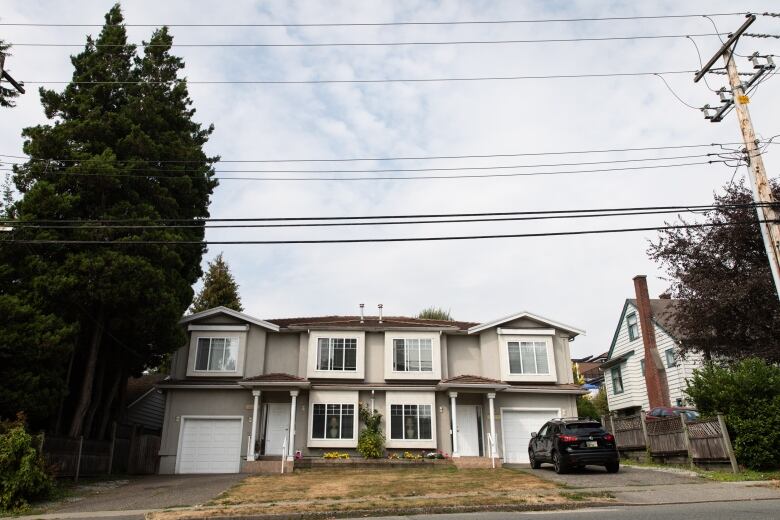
left=652, top=73, right=702, bottom=109
left=18, top=70, right=699, bottom=85
left=0, top=12, right=750, bottom=28
left=9, top=33, right=729, bottom=48
left=4, top=220, right=777, bottom=246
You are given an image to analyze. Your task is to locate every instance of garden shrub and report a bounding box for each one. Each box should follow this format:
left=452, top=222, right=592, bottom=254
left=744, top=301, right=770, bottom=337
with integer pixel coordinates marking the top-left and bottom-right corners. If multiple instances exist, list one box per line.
left=357, top=405, right=385, bottom=458
left=0, top=414, right=52, bottom=511
left=686, top=358, right=780, bottom=469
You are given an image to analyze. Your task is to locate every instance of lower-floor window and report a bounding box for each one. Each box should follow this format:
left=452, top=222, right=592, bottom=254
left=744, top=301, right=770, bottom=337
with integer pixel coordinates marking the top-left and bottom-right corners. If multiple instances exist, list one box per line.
left=390, top=404, right=432, bottom=440
left=312, top=404, right=354, bottom=439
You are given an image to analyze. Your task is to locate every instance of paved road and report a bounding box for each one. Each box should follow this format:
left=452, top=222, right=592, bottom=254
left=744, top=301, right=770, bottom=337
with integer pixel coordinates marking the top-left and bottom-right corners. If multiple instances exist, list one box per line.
left=19, top=474, right=245, bottom=520
left=365, top=499, right=780, bottom=519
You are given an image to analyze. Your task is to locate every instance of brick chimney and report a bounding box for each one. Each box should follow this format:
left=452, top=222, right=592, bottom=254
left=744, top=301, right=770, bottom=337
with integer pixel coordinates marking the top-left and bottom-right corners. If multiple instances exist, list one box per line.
left=633, top=275, right=672, bottom=409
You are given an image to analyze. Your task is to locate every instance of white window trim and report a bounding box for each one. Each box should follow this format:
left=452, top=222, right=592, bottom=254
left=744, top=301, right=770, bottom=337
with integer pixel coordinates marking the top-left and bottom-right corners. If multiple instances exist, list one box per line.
left=385, top=391, right=437, bottom=449
left=384, top=332, right=441, bottom=380
left=174, top=415, right=244, bottom=474
left=307, top=390, right=359, bottom=448
left=186, top=332, right=246, bottom=377
left=391, top=338, right=434, bottom=373
left=498, top=335, right=556, bottom=383
left=306, top=332, right=365, bottom=380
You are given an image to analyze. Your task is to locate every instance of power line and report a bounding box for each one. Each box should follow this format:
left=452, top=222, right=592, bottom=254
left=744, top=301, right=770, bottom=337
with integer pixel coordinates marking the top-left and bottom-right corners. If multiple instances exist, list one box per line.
left=5, top=220, right=777, bottom=246
left=9, top=33, right=728, bottom=48
left=0, top=12, right=749, bottom=27
left=19, top=70, right=699, bottom=85
left=1, top=207, right=737, bottom=230
left=0, top=141, right=754, bottom=163
left=1, top=152, right=720, bottom=174
left=4, top=203, right=769, bottom=225
left=1, top=160, right=727, bottom=182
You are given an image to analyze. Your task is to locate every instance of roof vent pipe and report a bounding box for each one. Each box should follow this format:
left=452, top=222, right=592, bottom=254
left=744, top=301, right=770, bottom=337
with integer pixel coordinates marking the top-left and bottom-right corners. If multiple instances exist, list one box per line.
left=378, top=304, right=383, bottom=324
left=359, top=303, right=365, bottom=323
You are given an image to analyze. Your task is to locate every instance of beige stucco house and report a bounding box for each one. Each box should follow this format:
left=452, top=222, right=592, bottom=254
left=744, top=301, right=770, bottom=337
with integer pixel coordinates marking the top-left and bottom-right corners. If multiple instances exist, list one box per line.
left=157, top=306, right=586, bottom=474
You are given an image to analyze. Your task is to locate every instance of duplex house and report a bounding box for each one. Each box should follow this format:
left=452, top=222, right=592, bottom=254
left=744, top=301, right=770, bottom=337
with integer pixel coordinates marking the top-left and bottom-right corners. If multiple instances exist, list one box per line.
left=603, top=276, right=702, bottom=415
left=157, top=305, right=585, bottom=474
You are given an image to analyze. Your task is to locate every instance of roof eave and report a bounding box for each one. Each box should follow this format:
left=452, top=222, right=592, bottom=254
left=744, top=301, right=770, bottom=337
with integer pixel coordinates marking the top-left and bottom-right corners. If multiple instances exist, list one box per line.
left=467, top=311, right=585, bottom=337
left=179, top=306, right=280, bottom=332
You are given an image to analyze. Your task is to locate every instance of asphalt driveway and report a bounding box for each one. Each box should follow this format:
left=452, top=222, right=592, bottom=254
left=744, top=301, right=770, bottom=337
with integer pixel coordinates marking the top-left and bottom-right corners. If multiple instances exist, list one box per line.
left=26, top=474, right=246, bottom=519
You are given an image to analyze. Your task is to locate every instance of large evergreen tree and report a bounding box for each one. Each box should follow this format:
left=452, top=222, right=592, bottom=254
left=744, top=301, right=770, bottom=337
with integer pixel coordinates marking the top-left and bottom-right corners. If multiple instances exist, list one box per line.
left=191, top=253, right=243, bottom=313
left=1, top=4, right=217, bottom=436
left=648, top=180, right=780, bottom=362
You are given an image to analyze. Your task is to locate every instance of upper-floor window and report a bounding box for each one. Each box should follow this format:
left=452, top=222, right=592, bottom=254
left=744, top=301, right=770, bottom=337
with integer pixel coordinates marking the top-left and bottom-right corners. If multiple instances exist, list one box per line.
left=195, top=337, right=238, bottom=372
left=390, top=404, right=432, bottom=440
left=317, top=338, right=357, bottom=371
left=665, top=348, right=677, bottom=368
left=393, top=338, right=433, bottom=372
left=312, top=404, right=354, bottom=439
left=640, top=359, right=646, bottom=377
left=626, top=312, right=639, bottom=341
left=612, top=365, right=624, bottom=394
left=507, top=341, right=550, bottom=375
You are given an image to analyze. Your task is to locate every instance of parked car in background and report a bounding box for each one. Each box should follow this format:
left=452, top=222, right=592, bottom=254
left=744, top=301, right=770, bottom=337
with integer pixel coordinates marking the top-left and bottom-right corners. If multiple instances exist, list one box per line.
left=645, top=407, right=700, bottom=421
left=528, top=418, right=619, bottom=474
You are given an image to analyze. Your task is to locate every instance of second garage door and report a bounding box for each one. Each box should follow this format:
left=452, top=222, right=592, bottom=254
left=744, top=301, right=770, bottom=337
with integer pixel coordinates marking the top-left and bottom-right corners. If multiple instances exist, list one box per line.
left=177, top=417, right=243, bottom=474
left=501, top=409, right=558, bottom=463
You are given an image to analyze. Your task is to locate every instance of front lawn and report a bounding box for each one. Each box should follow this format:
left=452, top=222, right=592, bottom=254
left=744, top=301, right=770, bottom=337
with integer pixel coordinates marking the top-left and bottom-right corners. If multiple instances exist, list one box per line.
left=148, top=466, right=612, bottom=519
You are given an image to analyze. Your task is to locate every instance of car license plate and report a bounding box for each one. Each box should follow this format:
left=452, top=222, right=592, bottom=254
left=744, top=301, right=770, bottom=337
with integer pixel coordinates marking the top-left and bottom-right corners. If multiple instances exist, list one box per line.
left=586, top=441, right=598, bottom=448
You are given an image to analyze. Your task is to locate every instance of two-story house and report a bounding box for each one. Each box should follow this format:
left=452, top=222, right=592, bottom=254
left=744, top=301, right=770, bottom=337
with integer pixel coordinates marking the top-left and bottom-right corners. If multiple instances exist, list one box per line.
left=157, top=305, right=585, bottom=474
left=603, top=276, right=703, bottom=415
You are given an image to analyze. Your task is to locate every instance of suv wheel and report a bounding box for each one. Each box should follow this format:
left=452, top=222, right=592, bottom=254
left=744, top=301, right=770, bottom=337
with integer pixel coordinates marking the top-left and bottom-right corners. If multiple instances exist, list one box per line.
left=552, top=451, right=567, bottom=474
left=529, top=450, right=541, bottom=469
left=605, top=461, right=620, bottom=473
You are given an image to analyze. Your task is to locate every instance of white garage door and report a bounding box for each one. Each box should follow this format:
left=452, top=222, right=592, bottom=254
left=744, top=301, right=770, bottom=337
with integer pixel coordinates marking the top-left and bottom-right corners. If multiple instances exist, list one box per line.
left=502, top=410, right=558, bottom=463
left=178, top=418, right=242, bottom=474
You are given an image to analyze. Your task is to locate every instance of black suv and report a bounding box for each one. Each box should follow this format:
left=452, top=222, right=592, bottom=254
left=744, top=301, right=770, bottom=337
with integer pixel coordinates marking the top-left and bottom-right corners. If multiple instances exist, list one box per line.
left=528, top=418, right=619, bottom=474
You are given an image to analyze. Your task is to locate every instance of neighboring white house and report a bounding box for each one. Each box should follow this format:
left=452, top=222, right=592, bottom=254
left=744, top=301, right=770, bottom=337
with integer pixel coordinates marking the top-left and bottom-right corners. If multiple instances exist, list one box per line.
left=603, top=297, right=703, bottom=415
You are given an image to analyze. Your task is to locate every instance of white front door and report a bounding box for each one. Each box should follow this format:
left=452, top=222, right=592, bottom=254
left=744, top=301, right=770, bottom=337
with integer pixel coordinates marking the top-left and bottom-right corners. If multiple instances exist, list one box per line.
left=264, top=402, right=291, bottom=455
left=177, top=418, right=242, bottom=474
left=457, top=405, right=481, bottom=456
left=502, top=409, right=558, bottom=463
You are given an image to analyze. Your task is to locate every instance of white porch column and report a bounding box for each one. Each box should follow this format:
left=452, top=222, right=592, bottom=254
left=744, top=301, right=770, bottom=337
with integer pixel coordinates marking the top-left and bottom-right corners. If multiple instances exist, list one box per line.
left=288, top=390, right=299, bottom=461
left=487, top=392, right=497, bottom=459
left=249, top=390, right=261, bottom=461
left=449, top=391, right=459, bottom=457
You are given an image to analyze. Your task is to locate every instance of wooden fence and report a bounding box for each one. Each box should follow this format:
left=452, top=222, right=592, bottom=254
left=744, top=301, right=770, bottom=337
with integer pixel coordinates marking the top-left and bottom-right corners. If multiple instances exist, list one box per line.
left=42, top=424, right=160, bottom=481
left=603, top=413, right=738, bottom=472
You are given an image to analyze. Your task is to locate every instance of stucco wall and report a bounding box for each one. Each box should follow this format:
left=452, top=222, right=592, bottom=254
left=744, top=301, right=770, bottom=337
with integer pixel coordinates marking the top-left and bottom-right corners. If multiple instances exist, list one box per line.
left=447, top=335, right=482, bottom=377
left=264, top=333, right=299, bottom=375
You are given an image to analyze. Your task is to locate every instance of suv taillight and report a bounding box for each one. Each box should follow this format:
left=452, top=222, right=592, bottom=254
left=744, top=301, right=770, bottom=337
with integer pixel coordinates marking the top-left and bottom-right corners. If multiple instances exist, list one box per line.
left=603, top=433, right=615, bottom=442
left=558, top=434, right=578, bottom=443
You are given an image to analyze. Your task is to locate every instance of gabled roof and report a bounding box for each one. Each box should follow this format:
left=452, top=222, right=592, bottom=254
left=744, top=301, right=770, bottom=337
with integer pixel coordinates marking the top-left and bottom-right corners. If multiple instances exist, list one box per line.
left=267, top=316, right=476, bottom=330
left=606, top=298, right=682, bottom=361
left=180, top=306, right=280, bottom=331
left=467, top=311, right=585, bottom=337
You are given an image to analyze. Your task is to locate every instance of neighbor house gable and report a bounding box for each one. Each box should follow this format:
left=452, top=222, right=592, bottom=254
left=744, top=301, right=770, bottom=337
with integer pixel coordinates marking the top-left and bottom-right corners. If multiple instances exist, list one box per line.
left=467, top=311, right=584, bottom=338
left=180, top=306, right=280, bottom=332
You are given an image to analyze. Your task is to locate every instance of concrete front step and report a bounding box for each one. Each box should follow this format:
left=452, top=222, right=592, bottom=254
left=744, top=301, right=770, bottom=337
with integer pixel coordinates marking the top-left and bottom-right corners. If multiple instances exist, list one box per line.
left=453, top=456, right=502, bottom=469
left=241, top=459, right=294, bottom=474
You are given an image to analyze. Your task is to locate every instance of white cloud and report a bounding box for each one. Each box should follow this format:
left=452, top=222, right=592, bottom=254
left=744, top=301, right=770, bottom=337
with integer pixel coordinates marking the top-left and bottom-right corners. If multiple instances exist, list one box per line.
left=1, top=0, right=778, bottom=358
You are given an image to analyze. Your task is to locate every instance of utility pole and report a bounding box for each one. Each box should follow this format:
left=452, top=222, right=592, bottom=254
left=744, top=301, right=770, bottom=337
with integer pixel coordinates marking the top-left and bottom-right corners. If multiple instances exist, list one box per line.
left=695, top=14, right=780, bottom=301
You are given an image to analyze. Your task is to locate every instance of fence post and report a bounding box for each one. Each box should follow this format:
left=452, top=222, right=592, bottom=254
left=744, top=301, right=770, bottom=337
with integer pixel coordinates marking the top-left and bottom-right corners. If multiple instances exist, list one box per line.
left=717, top=413, right=739, bottom=474
left=639, top=411, right=650, bottom=460
left=679, top=414, right=693, bottom=468
left=608, top=413, right=616, bottom=436
left=128, top=424, right=139, bottom=475
left=74, top=436, right=84, bottom=483
left=108, top=422, right=117, bottom=475
left=38, top=431, right=45, bottom=454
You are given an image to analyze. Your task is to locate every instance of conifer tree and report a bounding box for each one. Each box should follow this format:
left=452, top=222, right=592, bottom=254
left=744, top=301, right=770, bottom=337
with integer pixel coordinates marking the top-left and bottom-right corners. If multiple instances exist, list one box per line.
left=0, top=40, right=21, bottom=108
left=2, top=4, right=217, bottom=436
left=191, top=253, right=244, bottom=313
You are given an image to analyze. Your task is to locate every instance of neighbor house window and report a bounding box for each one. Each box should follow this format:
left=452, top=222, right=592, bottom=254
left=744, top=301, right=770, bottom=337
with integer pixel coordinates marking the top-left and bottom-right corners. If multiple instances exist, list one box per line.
left=390, top=404, right=432, bottom=440
left=612, top=365, right=624, bottom=394
left=393, top=339, right=433, bottom=372
left=507, top=341, right=550, bottom=375
left=316, top=338, right=357, bottom=371
left=312, top=404, right=354, bottom=439
left=626, top=313, right=639, bottom=341
left=195, top=337, right=238, bottom=371
left=640, top=359, right=646, bottom=377
left=665, top=349, right=677, bottom=368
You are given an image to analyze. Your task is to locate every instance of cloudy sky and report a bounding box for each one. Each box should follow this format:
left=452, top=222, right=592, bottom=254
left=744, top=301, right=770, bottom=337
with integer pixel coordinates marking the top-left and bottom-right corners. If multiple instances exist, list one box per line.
left=1, top=1, right=779, bottom=358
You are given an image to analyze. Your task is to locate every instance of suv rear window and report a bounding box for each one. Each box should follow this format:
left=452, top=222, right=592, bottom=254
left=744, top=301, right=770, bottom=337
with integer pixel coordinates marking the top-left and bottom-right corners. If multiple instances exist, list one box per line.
left=563, top=422, right=603, bottom=433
